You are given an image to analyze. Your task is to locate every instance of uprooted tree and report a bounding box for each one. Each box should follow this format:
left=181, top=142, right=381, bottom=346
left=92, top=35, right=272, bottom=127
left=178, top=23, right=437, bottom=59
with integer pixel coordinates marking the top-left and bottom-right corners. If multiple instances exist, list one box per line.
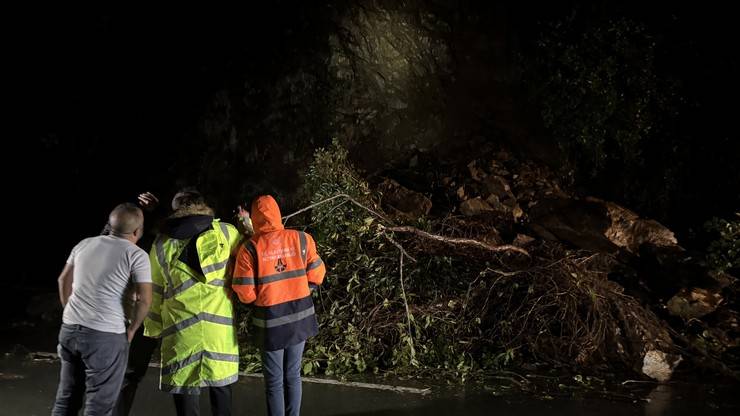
left=235, top=140, right=739, bottom=383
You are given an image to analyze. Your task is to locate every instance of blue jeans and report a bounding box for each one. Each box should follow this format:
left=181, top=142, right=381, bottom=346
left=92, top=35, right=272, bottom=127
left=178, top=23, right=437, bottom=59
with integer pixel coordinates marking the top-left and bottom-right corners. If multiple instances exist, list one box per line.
left=52, top=324, right=129, bottom=416
left=261, top=341, right=305, bottom=416
left=113, top=326, right=158, bottom=416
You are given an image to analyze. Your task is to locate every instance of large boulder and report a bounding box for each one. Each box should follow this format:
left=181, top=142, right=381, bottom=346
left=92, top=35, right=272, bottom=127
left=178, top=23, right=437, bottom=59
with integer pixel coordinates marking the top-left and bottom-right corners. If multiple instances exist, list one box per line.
left=529, top=196, right=679, bottom=254
left=378, top=178, right=432, bottom=219
left=588, top=197, right=678, bottom=253
left=642, top=350, right=682, bottom=382
left=528, top=197, right=619, bottom=252
left=667, top=288, right=724, bottom=320
left=459, top=197, right=495, bottom=216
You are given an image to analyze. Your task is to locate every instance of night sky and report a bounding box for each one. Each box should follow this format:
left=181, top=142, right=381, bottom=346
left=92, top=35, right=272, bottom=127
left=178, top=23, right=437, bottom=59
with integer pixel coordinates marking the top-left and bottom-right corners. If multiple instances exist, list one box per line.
left=7, top=2, right=739, bottom=294
left=11, top=6, right=285, bottom=288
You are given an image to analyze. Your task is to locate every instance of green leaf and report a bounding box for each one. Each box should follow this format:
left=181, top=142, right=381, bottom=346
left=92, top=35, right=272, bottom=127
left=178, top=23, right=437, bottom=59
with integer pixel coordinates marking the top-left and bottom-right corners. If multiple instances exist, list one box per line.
left=303, top=362, right=314, bottom=375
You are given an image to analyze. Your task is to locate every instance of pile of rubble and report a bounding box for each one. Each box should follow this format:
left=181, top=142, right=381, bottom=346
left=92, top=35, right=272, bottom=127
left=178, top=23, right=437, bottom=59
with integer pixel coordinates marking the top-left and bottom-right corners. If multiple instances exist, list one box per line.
left=373, top=146, right=739, bottom=381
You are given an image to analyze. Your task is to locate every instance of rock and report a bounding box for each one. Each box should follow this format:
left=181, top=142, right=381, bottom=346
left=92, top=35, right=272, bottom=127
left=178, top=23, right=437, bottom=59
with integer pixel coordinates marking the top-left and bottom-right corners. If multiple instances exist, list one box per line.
left=501, top=197, right=518, bottom=208
left=586, top=197, right=678, bottom=253
left=631, top=244, right=713, bottom=300
left=456, top=186, right=466, bottom=200
left=467, top=160, right=486, bottom=181
left=509, top=160, right=568, bottom=209
left=529, top=197, right=679, bottom=254
left=528, top=197, right=620, bottom=252
left=482, top=228, right=503, bottom=245
left=460, top=197, right=494, bottom=216
left=529, top=223, right=559, bottom=241
left=512, top=204, right=524, bottom=220
left=692, top=315, right=740, bottom=356
left=484, top=194, right=524, bottom=221
left=377, top=179, right=432, bottom=219
left=708, top=307, right=740, bottom=351
left=495, top=150, right=511, bottom=162
left=482, top=175, right=511, bottom=198
left=641, top=350, right=682, bottom=382
left=485, top=194, right=511, bottom=213
left=667, top=288, right=723, bottom=319
left=708, top=270, right=738, bottom=289
left=409, top=154, right=419, bottom=168
left=500, top=197, right=524, bottom=220
left=513, top=234, right=535, bottom=247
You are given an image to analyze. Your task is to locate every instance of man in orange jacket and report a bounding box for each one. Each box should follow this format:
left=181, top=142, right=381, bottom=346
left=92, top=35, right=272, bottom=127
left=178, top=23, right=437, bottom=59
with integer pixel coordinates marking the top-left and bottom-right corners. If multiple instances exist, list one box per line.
left=232, top=195, right=325, bottom=416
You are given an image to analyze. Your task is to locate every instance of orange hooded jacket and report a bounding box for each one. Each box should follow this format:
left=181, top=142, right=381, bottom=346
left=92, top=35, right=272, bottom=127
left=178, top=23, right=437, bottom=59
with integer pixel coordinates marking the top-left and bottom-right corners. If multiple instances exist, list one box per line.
left=232, top=195, right=325, bottom=350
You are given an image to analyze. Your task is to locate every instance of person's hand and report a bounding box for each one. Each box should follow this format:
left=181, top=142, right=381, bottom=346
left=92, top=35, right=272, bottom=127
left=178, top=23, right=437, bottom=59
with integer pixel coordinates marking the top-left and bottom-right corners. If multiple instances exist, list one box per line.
left=237, top=205, right=250, bottom=221
left=138, top=192, right=160, bottom=212
left=235, top=205, right=254, bottom=235
left=126, top=328, right=135, bottom=343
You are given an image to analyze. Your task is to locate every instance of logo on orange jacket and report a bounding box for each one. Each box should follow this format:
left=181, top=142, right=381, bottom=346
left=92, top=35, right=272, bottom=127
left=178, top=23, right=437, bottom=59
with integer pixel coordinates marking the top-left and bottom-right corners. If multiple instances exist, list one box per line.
left=275, top=258, right=287, bottom=272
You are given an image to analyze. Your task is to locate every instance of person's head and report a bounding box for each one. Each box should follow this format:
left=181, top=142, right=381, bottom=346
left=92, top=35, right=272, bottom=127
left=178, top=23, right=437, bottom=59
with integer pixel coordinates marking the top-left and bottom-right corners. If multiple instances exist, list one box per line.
left=250, top=195, right=284, bottom=235
left=171, top=188, right=205, bottom=211
left=170, top=188, right=214, bottom=218
left=108, top=203, right=144, bottom=242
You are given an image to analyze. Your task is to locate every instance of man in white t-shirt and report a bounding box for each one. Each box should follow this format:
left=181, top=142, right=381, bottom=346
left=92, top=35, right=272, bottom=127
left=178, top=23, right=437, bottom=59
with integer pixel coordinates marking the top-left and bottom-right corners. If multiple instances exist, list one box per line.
left=52, top=202, right=153, bottom=416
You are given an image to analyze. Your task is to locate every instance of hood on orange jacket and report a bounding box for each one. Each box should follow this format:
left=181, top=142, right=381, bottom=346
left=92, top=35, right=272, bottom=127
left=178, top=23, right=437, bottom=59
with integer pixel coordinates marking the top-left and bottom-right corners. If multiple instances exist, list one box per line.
left=251, top=195, right=284, bottom=235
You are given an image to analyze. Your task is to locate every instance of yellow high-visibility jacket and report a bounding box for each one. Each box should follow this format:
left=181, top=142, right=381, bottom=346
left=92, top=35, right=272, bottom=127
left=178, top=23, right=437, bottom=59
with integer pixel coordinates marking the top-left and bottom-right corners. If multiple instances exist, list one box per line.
left=144, top=217, right=240, bottom=394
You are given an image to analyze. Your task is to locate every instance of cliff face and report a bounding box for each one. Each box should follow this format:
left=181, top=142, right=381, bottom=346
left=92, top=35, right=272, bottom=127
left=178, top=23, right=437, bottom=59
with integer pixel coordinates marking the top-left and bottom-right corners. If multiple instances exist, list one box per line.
left=188, top=1, right=557, bottom=215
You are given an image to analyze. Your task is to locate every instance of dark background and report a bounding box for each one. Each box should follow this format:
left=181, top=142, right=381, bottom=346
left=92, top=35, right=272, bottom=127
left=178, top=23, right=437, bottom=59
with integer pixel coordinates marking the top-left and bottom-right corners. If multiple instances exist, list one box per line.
left=6, top=1, right=738, bottom=296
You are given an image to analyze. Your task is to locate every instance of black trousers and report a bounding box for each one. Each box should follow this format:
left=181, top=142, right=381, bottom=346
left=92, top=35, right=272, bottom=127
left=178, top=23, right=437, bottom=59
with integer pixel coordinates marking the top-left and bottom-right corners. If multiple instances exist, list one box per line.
left=52, top=324, right=129, bottom=416
left=173, top=385, right=232, bottom=416
left=112, top=326, right=158, bottom=416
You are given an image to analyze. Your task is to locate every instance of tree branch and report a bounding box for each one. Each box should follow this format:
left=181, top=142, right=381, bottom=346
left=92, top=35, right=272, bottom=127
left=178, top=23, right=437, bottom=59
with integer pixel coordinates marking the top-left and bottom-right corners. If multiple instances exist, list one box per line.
left=283, top=193, right=390, bottom=225
left=380, top=225, right=530, bottom=257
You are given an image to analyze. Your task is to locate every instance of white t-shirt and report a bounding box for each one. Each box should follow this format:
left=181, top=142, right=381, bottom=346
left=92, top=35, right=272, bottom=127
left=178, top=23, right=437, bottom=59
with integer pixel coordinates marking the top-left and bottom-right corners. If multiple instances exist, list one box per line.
left=63, top=235, right=152, bottom=333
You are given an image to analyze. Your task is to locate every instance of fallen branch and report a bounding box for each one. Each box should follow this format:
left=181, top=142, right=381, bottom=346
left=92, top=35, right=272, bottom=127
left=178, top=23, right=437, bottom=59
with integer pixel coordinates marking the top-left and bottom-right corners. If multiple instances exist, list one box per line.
left=621, top=379, right=661, bottom=385
left=283, top=193, right=390, bottom=225
left=384, top=234, right=417, bottom=263
left=399, top=251, right=416, bottom=362
left=380, top=225, right=530, bottom=257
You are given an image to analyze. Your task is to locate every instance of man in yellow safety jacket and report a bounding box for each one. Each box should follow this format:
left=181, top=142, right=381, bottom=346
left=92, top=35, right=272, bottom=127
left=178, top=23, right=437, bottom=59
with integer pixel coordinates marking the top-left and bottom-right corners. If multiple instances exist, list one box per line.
left=143, top=189, right=241, bottom=416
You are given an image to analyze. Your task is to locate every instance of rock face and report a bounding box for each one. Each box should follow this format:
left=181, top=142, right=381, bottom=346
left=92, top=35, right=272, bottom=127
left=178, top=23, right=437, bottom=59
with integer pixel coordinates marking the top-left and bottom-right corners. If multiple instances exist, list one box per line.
left=529, top=197, right=678, bottom=254
left=377, top=178, right=432, bottom=219
left=328, top=1, right=454, bottom=168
